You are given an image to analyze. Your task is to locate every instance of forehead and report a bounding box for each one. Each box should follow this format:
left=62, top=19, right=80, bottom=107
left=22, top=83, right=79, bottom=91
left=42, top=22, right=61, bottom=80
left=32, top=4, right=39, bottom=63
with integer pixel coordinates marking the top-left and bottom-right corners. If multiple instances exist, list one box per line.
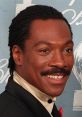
left=30, top=19, right=71, bottom=36
left=30, top=19, right=70, bottom=33
left=26, top=19, right=73, bottom=47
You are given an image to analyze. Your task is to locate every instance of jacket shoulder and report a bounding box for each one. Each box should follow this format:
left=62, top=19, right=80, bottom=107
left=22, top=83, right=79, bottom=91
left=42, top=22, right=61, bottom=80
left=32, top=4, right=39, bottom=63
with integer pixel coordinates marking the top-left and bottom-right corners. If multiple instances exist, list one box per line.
left=0, top=91, right=34, bottom=117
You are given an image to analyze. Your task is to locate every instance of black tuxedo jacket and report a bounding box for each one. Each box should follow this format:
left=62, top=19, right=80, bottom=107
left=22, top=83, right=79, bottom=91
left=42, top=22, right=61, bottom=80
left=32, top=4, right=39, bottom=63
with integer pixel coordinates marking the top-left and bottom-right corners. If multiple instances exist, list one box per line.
left=0, top=77, right=60, bottom=117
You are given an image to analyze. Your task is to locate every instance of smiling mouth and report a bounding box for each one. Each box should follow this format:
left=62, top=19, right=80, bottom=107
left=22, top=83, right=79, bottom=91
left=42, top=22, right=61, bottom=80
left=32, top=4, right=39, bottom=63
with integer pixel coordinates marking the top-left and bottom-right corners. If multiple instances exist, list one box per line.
left=41, top=67, right=70, bottom=80
left=47, top=74, right=64, bottom=79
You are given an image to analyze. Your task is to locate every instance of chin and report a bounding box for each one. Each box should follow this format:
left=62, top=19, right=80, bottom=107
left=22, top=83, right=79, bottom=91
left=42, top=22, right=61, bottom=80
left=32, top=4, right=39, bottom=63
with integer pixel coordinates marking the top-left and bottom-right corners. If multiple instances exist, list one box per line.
left=47, top=89, right=64, bottom=97
left=49, top=93, right=62, bottom=97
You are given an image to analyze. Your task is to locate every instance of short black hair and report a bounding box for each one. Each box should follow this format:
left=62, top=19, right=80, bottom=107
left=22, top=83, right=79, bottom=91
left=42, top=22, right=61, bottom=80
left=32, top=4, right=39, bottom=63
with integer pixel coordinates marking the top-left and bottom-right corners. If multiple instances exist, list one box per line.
left=8, top=5, right=72, bottom=75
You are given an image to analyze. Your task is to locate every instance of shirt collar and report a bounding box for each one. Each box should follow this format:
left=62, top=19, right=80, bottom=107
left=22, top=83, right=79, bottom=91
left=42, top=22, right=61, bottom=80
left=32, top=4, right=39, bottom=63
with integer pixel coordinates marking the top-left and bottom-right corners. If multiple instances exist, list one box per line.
left=13, top=71, right=56, bottom=115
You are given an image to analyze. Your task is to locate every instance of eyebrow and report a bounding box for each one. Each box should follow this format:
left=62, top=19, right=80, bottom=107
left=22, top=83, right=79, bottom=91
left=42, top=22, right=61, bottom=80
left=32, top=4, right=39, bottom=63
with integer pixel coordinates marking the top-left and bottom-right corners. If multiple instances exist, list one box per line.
left=33, top=39, right=74, bottom=46
left=33, top=41, right=51, bottom=47
left=64, top=40, right=74, bottom=46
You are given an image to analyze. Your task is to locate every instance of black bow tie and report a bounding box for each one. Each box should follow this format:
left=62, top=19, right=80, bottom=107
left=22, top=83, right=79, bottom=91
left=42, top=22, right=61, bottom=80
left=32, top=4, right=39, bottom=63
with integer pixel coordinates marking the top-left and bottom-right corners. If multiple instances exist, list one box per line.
left=51, top=104, right=63, bottom=117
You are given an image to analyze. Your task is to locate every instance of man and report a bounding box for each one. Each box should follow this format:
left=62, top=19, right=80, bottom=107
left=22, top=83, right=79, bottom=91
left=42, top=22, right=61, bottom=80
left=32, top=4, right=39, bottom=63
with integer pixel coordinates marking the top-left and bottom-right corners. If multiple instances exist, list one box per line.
left=0, top=5, right=74, bottom=117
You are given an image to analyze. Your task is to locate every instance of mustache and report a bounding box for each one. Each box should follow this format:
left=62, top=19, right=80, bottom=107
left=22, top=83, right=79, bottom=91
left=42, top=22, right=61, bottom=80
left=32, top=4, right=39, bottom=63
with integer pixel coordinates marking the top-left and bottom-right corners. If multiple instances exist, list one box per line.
left=41, top=67, right=71, bottom=76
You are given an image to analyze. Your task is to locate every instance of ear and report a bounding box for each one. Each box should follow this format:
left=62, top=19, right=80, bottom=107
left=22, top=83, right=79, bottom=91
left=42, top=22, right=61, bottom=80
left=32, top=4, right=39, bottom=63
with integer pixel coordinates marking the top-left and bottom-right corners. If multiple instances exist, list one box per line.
left=12, top=45, right=24, bottom=65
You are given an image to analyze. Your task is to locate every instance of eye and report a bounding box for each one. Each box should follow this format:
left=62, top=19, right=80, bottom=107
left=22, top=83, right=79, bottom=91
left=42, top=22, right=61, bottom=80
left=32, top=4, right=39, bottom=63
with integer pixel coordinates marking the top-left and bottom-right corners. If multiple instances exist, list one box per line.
left=38, top=48, right=50, bottom=56
left=64, top=47, right=73, bottom=54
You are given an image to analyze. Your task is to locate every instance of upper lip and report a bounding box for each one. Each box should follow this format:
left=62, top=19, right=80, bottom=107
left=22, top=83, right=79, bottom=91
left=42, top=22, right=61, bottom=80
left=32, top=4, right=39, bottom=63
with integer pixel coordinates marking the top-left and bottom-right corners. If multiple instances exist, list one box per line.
left=40, top=68, right=70, bottom=77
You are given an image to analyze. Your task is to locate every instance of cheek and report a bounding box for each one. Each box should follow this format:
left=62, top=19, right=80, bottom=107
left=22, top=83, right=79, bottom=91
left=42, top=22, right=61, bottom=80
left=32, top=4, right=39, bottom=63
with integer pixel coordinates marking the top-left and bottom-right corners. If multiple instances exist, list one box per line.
left=24, top=51, right=52, bottom=74
left=24, top=57, right=44, bottom=76
left=29, top=55, right=49, bottom=68
left=67, top=56, right=74, bottom=68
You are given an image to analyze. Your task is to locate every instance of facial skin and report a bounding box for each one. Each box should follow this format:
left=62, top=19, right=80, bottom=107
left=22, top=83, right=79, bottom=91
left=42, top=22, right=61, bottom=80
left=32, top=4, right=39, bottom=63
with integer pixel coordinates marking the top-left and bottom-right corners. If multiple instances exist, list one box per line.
left=12, top=19, right=74, bottom=97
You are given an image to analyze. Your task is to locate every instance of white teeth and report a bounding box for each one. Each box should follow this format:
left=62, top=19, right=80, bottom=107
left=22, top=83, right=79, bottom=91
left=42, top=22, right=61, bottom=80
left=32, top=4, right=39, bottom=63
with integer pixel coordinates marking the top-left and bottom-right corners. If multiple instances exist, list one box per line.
left=58, top=76, right=63, bottom=79
left=47, top=75, right=63, bottom=79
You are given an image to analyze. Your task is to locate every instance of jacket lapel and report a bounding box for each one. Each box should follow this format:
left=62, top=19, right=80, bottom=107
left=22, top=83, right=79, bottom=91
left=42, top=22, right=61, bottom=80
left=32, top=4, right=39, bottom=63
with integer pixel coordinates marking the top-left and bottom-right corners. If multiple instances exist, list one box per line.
left=52, top=104, right=61, bottom=117
left=6, top=78, right=51, bottom=117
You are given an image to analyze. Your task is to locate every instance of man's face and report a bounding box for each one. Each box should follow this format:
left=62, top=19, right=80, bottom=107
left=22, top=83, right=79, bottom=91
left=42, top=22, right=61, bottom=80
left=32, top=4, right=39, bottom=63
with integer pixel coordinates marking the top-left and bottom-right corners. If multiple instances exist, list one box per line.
left=14, top=19, right=74, bottom=97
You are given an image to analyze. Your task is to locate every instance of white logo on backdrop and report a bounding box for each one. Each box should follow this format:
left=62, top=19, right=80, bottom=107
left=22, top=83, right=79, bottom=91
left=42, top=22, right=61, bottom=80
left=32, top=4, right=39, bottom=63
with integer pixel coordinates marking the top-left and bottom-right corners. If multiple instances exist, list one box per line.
left=0, top=59, right=9, bottom=84
left=69, top=0, right=75, bottom=6
left=63, top=0, right=82, bottom=25
left=73, top=42, right=82, bottom=111
left=16, top=0, right=33, bottom=15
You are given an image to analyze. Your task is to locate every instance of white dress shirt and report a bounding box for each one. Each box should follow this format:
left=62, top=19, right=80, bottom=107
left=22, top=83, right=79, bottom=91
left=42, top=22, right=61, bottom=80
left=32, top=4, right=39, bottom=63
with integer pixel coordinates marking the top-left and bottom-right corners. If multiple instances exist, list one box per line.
left=13, top=71, right=56, bottom=117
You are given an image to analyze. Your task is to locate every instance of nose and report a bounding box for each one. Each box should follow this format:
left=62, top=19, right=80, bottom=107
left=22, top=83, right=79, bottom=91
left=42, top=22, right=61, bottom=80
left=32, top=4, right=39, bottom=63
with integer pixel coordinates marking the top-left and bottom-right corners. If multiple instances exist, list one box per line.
left=48, top=51, right=66, bottom=68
